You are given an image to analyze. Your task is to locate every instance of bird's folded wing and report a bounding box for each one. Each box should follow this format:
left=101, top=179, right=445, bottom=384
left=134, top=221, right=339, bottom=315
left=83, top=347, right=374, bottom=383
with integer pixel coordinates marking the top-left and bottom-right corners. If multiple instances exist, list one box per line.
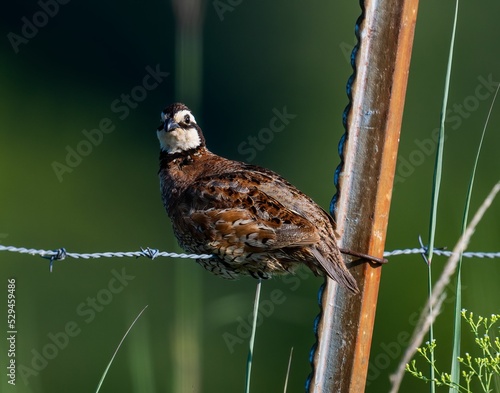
left=176, top=177, right=320, bottom=253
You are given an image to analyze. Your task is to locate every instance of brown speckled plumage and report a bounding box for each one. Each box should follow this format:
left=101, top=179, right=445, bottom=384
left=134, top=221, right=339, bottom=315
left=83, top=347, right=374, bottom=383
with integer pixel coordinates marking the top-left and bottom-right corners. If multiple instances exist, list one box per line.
left=157, top=103, right=359, bottom=293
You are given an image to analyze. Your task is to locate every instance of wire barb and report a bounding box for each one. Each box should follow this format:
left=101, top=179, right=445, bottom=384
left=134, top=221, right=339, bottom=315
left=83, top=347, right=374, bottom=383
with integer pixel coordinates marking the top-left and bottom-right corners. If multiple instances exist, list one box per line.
left=418, top=235, right=431, bottom=266
left=42, top=248, right=67, bottom=272
left=140, top=247, right=159, bottom=260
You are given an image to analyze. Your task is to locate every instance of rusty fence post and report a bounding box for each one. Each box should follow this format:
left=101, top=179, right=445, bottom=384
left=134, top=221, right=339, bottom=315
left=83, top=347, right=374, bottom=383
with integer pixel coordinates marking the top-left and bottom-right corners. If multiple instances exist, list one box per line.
left=307, top=0, right=420, bottom=392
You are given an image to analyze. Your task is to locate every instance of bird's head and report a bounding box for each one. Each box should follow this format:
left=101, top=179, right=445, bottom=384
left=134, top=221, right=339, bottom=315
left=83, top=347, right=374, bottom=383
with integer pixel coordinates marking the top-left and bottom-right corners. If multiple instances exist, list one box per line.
left=157, top=103, right=205, bottom=154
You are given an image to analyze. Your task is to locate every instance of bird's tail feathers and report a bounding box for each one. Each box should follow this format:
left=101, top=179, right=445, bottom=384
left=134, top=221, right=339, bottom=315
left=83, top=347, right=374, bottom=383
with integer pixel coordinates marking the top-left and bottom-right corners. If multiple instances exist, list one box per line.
left=311, top=247, right=359, bottom=294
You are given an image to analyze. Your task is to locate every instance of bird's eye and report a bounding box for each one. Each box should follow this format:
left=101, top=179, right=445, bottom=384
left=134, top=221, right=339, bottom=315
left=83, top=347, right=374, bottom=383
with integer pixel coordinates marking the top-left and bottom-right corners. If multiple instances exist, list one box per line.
left=184, top=114, right=191, bottom=124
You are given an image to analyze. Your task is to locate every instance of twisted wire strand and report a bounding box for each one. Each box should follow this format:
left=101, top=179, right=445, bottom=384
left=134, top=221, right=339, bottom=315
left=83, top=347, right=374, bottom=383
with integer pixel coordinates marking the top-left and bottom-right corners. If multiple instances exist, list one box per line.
left=383, top=248, right=500, bottom=259
left=0, top=244, right=498, bottom=261
left=0, top=245, right=212, bottom=260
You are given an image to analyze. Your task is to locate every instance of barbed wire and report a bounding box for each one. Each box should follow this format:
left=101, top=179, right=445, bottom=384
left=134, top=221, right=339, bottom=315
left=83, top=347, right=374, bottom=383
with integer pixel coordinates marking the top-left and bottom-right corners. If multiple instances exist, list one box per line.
left=383, top=248, right=500, bottom=259
left=0, top=244, right=499, bottom=264
left=0, top=245, right=213, bottom=272
left=0, top=245, right=213, bottom=260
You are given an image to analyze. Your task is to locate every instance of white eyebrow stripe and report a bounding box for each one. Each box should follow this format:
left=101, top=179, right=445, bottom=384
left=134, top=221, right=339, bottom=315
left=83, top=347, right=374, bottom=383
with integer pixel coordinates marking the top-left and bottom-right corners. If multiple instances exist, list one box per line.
left=174, top=110, right=196, bottom=124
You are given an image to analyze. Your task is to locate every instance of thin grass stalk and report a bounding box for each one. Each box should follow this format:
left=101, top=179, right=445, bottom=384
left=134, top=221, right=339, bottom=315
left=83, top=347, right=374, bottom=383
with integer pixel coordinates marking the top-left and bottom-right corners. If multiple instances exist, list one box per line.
left=449, top=268, right=462, bottom=393
left=426, top=2, right=460, bottom=391
left=95, top=305, right=149, bottom=393
left=426, top=261, right=435, bottom=393
left=245, top=280, right=262, bottom=393
left=283, top=347, right=294, bottom=393
left=449, top=84, right=499, bottom=392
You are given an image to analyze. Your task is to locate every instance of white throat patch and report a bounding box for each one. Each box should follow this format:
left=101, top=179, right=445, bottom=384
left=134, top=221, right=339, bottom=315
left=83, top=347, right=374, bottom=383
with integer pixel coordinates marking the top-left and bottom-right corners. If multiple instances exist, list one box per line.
left=157, top=127, right=201, bottom=154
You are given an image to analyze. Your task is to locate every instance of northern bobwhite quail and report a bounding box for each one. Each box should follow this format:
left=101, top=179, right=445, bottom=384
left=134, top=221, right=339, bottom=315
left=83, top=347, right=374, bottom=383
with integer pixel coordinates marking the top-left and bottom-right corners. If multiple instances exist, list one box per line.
left=157, top=103, right=359, bottom=293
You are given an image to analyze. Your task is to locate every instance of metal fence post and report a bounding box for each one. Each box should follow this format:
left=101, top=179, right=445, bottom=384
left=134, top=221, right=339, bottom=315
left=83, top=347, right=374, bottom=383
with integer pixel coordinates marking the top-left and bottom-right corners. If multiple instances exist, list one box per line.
left=307, top=0, right=420, bottom=391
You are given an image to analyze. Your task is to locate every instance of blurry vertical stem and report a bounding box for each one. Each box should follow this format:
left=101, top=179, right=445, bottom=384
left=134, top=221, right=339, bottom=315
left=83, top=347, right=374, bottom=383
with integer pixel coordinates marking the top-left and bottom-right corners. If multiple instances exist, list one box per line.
left=449, top=84, right=499, bottom=392
left=171, top=1, right=205, bottom=392
left=426, top=1, right=459, bottom=391
left=245, top=280, right=262, bottom=393
left=172, top=0, right=205, bottom=110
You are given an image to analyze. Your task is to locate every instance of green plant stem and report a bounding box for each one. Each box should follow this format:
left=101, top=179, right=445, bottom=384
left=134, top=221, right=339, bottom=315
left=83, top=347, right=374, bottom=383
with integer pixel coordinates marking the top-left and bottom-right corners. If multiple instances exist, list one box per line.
left=245, top=280, right=262, bottom=393
left=427, top=0, right=459, bottom=258
left=95, top=305, right=149, bottom=393
left=427, top=262, right=436, bottom=393
left=427, top=1, right=460, bottom=391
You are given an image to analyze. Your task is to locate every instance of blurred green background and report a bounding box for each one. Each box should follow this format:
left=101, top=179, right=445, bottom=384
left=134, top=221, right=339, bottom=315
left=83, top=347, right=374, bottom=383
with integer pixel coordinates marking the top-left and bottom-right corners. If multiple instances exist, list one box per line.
left=1, top=1, right=499, bottom=392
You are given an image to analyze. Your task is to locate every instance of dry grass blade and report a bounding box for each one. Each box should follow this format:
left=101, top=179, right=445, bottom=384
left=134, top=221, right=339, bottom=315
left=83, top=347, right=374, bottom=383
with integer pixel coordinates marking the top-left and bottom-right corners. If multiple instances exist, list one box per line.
left=283, top=347, right=293, bottom=393
left=389, top=181, right=500, bottom=393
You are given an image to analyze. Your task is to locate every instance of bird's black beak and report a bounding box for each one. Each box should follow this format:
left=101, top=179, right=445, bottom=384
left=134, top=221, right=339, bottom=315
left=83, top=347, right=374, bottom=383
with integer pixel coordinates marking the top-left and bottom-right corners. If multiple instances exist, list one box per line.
left=157, top=117, right=180, bottom=133
left=166, top=118, right=180, bottom=132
